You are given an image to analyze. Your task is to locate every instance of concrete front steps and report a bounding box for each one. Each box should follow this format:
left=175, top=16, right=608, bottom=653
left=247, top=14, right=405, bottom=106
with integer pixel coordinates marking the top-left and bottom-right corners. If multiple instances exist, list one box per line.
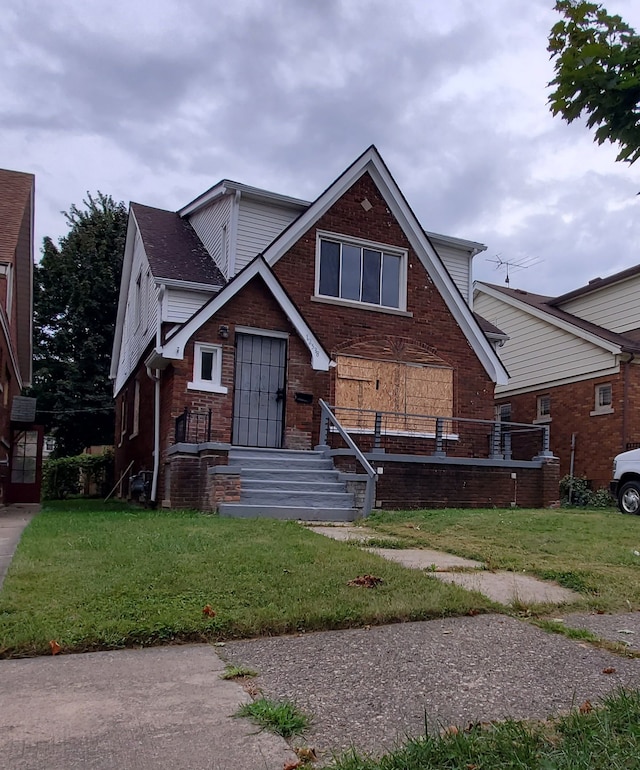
left=218, top=447, right=358, bottom=521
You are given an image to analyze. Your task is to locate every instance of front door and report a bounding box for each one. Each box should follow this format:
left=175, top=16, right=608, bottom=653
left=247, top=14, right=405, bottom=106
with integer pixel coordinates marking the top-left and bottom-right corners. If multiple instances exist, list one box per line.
left=7, top=425, right=44, bottom=504
left=232, top=333, right=286, bottom=447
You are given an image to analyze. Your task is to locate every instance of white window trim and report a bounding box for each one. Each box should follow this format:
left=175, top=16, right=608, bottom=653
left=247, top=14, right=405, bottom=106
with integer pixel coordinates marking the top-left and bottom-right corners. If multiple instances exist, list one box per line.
left=187, top=342, right=228, bottom=393
left=591, top=383, right=614, bottom=416
left=314, top=230, right=408, bottom=312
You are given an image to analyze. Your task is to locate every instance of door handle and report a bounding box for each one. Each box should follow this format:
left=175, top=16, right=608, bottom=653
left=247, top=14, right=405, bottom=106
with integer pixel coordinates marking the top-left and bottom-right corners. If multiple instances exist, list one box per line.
left=275, top=388, right=285, bottom=402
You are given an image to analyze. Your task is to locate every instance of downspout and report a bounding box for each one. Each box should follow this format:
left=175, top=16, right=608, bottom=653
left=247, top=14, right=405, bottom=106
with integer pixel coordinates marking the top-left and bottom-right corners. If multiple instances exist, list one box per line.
left=622, top=353, right=635, bottom=451
left=146, top=366, right=161, bottom=505
left=146, top=290, right=164, bottom=505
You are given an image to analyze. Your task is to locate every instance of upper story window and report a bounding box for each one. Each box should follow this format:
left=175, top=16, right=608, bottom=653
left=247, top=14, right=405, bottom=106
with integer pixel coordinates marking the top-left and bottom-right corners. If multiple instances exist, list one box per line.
left=591, top=383, right=613, bottom=416
left=316, top=232, right=406, bottom=310
left=188, top=342, right=228, bottom=394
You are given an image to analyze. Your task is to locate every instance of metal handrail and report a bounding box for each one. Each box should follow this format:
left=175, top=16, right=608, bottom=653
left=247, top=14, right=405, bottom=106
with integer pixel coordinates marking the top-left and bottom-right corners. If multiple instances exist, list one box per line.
left=318, top=399, right=377, bottom=517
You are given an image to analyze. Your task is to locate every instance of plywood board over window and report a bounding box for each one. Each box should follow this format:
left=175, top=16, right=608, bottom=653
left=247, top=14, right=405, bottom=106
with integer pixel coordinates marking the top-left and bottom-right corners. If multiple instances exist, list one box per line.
left=335, top=355, right=453, bottom=433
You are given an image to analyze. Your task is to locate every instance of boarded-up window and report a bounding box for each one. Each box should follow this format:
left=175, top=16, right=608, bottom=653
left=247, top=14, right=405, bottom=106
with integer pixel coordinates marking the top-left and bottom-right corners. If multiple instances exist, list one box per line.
left=335, top=355, right=453, bottom=432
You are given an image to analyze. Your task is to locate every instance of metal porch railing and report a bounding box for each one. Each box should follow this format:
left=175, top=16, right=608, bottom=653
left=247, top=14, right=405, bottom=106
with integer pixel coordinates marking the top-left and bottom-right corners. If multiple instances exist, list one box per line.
left=318, top=399, right=377, bottom=517
left=319, top=404, right=553, bottom=463
left=175, top=408, right=212, bottom=444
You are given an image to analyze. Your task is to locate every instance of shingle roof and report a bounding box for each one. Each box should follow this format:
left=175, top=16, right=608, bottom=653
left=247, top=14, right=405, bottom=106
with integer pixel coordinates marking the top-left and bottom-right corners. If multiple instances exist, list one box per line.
left=551, top=263, right=640, bottom=306
left=0, top=168, right=34, bottom=263
left=131, top=202, right=225, bottom=286
left=473, top=312, right=507, bottom=338
left=483, top=283, right=640, bottom=354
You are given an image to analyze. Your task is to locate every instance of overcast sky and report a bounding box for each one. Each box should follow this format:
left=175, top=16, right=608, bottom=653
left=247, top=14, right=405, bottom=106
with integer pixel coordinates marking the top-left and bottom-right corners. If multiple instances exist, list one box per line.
left=2, top=0, right=639, bottom=296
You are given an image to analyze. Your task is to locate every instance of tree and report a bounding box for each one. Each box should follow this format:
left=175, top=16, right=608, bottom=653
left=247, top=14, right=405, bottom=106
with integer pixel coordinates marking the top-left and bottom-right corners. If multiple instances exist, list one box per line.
left=548, top=0, right=640, bottom=164
left=31, top=193, right=128, bottom=456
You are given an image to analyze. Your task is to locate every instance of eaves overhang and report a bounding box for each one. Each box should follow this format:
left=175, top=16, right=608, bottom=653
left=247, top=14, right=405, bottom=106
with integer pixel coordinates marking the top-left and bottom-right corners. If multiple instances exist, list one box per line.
left=158, top=258, right=331, bottom=371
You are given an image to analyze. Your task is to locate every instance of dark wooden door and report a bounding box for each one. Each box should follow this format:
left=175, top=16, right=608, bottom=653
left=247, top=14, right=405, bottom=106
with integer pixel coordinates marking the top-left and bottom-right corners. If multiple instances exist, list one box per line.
left=233, top=334, right=286, bottom=447
left=7, top=425, right=43, bottom=504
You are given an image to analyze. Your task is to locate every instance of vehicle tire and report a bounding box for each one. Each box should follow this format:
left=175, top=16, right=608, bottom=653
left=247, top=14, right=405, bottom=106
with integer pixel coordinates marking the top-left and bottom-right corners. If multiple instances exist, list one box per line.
left=618, top=480, right=640, bottom=514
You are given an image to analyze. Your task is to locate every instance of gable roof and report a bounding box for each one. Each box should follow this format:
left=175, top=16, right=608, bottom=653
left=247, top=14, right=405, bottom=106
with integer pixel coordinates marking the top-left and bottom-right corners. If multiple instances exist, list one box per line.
left=0, top=168, right=34, bottom=387
left=477, top=282, right=640, bottom=355
left=260, top=145, right=508, bottom=385
left=131, top=202, right=225, bottom=287
left=155, top=257, right=330, bottom=371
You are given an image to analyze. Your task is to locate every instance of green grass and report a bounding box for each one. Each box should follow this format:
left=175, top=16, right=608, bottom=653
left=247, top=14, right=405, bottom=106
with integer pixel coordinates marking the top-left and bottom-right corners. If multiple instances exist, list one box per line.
left=235, top=697, right=310, bottom=738
left=0, top=503, right=492, bottom=657
left=221, top=664, right=258, bottom=680
left=330, top=688, right=640, bottom=769
left=366, top=507, right=640, bottom=612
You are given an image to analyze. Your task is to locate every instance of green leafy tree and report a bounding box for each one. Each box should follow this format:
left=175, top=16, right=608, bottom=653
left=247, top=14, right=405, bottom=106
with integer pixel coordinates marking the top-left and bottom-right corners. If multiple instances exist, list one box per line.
left=548, top=0, right=640, bottom=163
left=31, top=193, right=127, bottom=456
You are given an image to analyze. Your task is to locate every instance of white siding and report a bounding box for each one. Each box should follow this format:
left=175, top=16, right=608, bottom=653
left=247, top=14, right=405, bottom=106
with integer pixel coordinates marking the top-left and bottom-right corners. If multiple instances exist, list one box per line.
left=474, top=291, right=618, bottom=395
left=162, top=287, right=213, bottom=323
left=559, top=276, right=640, bottom=333
left=114, top=231, right=159, bottom=393
left=234, top=199, right=301, bottom=273
left=188, top=196, right=232, bottom=278
left=435, top=243, right=471, bottom=303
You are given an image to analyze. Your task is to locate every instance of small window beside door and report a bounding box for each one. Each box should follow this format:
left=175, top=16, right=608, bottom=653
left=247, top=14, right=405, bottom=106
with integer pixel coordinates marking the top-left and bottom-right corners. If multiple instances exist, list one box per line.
left=188, top=343, right=227, bottom=393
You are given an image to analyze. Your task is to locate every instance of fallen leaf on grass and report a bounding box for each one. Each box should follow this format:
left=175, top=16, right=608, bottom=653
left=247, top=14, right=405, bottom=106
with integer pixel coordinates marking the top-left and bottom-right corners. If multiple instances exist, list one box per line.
left=283, top=762, right=302, bottom=770
left=347, top=574, right=383, bottom=588
left=49, top=640, right=61, bottom=655
left=202, top=605, right=216, bottom=617
left=295, top=746, right=317, bottom=761
left=579, top=700, right=592, bottom=714
left=603, top=667, right=617, bottom=675
left=440, top=725, right=459, bottom=737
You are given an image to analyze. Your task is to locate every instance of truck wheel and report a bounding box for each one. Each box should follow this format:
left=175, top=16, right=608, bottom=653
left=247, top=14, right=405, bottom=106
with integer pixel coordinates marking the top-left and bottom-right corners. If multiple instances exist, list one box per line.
left=618, top=481, right=640, bottom=514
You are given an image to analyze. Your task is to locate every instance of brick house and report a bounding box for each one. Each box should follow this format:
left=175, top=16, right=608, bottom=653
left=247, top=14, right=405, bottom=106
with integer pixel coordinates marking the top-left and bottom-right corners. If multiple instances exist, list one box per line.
left=111, top=147, right=558, bottom=516
left=474, top=270, right=640, bottom=491
left=0, top=169, right=41, bottom=506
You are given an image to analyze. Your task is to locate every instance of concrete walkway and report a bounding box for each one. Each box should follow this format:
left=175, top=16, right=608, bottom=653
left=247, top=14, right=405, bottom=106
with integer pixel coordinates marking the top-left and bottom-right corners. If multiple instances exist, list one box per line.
left=0, top=504, right=40, bottom=589
left=0, top=645, right=297, bottom=770
left=307, top=524, right=580, bottom=606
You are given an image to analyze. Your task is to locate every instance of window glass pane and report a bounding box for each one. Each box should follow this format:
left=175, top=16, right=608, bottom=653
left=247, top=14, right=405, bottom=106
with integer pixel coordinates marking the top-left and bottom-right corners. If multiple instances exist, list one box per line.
left=201, top=351, right=214, bottom=381
left=341, top=245, right=361, bottom=301
left=381, top=253, right=401, bottom=307
left=319, top=240, right=340, bottom=297
left=598, top=385, right=612, bottom=407
left=361, top=249, right=381, bottom=304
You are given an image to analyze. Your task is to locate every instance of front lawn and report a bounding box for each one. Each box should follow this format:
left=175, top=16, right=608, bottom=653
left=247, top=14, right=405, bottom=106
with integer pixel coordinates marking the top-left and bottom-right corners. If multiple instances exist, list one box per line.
left=366, top=507, right=640, bottom=612
left=0, top=502, right=491, bottom=657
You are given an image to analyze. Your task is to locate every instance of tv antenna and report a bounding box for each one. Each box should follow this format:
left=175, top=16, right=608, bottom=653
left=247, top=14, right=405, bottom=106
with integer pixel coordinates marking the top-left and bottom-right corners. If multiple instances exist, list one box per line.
left=486, top=254, right=542, bottom=286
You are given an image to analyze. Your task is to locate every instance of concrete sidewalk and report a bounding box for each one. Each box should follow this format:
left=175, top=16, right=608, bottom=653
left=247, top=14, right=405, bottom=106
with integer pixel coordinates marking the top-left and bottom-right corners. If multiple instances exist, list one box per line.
left=0, top=505, right=39, bottom=589
left=0, top=645, right=297, bottom=770
left=307, top=524, right=580, bottom=606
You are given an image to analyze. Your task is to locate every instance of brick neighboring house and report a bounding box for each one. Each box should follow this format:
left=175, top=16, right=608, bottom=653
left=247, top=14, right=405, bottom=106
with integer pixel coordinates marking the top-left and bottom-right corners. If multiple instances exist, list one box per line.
left=474, top=270, right=640, bottom=491
left=0, top=169, right=41, bottom=506
left=111, top=146, right=558, bottom=516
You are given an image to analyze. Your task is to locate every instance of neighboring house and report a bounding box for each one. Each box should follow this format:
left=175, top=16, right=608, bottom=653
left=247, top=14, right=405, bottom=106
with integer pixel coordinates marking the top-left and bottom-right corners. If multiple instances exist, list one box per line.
left=474, top=269, right=640, bottom=490
left=111, top=146, right=557, bottom=516
left=0, top=169, right=42, bottom=506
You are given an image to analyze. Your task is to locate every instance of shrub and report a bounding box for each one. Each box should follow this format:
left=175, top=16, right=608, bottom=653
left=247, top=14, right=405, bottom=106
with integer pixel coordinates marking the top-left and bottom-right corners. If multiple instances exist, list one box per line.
left=43, top=451, right=114, bottom=500
left=559, top=475, right=613, bottom=508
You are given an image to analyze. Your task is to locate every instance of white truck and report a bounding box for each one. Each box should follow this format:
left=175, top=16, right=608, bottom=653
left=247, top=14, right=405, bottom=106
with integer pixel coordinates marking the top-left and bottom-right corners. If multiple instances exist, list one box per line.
left=611, top=448, right=640, bottom=514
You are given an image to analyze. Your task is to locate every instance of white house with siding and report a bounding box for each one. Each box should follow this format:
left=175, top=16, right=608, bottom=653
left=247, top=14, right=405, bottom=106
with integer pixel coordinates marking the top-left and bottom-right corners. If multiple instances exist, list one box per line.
left=473, top=268, right=640, bottom=488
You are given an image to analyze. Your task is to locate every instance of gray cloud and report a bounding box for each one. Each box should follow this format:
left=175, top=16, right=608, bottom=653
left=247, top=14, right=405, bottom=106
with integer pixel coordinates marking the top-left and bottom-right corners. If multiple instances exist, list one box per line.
left=2, top=0, right=640, bottom=295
